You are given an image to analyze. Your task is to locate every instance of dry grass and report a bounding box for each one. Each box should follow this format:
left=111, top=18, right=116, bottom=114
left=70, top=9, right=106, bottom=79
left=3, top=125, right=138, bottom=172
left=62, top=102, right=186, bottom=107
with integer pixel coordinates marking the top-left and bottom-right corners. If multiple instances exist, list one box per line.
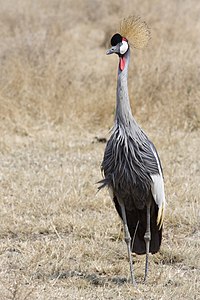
left=0, top=0, right=199, bottom=299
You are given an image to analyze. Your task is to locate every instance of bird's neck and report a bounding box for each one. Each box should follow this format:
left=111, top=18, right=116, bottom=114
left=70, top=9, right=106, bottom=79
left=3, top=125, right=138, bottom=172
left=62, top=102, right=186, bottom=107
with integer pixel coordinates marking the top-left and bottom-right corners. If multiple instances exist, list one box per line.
left=115, top=49, right=133, bottom=127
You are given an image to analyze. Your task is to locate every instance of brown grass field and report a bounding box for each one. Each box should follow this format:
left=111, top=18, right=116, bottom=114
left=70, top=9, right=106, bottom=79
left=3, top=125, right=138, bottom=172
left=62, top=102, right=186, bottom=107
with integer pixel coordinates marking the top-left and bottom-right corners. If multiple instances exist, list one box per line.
left=0, top=0, right=199, bottom=299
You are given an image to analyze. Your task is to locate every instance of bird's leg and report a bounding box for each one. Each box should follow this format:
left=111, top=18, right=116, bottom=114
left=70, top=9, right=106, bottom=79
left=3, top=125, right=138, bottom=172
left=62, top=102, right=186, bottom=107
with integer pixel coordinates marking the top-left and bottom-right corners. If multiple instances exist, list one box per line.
left=144, top=199, right=151, bottom=282
left=118, top=200, right=136, bottom=286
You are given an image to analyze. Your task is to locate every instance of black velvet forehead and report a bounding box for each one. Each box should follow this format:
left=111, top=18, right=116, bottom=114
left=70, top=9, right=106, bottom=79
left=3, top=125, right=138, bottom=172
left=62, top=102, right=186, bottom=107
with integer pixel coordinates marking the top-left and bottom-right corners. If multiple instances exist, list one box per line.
left=111, top=33, right=122, bottom=46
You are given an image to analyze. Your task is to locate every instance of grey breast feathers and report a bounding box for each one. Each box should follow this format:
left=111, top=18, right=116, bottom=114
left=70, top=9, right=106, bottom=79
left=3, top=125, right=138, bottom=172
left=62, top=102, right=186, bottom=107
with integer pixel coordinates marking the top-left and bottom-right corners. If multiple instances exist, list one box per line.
left=99, top=124, right=159, bottom=209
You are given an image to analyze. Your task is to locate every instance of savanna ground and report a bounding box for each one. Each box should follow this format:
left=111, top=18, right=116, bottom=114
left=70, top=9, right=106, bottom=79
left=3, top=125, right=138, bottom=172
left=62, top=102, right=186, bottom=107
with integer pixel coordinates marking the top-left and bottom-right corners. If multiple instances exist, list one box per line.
left=0, top=1, right=199, bottom=299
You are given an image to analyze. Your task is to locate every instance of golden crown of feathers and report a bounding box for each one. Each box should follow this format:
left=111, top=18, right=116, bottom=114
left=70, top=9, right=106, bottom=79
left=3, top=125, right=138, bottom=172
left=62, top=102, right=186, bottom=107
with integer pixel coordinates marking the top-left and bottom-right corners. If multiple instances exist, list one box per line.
left=119, top=16, right=150, bottom=49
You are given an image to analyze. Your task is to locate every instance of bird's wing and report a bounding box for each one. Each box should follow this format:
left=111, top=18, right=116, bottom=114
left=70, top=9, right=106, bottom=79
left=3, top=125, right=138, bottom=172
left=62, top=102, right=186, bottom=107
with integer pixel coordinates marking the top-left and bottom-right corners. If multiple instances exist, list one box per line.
left=149, top=143, right=166, bottom=228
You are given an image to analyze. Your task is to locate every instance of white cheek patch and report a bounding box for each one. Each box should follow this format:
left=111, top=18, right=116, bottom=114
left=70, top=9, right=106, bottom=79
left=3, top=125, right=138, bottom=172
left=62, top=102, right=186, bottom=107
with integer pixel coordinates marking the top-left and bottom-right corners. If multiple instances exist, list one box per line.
left=120, top=41, right=128, bottom=55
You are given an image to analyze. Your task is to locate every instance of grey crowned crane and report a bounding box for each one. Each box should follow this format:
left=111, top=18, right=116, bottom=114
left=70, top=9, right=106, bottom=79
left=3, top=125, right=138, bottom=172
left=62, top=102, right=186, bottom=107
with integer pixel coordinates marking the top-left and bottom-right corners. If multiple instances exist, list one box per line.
left=99, top=16, right=166, bottom=285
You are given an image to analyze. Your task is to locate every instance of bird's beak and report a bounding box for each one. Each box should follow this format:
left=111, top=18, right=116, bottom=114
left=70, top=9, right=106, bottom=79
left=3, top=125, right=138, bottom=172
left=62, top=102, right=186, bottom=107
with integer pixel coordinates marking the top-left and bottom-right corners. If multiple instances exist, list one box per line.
left=106, top=45, right=118, bottom=55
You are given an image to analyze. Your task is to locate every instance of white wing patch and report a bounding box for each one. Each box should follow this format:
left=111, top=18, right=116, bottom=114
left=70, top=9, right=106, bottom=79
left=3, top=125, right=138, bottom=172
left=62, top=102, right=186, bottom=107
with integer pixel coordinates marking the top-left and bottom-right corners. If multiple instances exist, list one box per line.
left=150, top=145, right=166, bottom=228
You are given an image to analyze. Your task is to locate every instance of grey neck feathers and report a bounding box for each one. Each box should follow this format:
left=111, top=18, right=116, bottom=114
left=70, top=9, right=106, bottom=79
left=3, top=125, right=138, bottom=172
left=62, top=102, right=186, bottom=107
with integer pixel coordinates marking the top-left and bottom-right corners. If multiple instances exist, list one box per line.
left=115, top=49, right=136, bottom=130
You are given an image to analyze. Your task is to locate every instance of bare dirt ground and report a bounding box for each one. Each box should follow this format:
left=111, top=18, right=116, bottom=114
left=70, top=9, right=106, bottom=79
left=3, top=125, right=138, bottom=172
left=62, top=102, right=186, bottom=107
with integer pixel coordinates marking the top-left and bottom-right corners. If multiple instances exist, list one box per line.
left=0, top=1, right=199, bottom=299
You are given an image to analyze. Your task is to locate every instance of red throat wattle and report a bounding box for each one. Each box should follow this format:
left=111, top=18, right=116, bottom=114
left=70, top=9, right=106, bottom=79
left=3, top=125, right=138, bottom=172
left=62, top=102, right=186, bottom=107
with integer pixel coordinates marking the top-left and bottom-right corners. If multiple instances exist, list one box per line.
left=119, top=56, right=126, bottom=71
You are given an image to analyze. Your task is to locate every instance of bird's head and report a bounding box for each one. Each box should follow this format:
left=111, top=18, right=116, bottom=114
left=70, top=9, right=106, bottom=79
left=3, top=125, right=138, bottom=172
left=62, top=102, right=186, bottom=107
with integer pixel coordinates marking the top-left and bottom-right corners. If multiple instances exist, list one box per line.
left=106, top=16, right=151, bottom=71
left=106, top=33, right=129, bottom=56
left=106, top=33, right=129, bottom=71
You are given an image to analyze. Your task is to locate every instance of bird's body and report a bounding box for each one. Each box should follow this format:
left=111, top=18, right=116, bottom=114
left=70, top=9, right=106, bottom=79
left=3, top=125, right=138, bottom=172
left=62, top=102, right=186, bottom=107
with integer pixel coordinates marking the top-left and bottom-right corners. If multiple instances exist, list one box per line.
left=99, top=17, right=165, bottom=284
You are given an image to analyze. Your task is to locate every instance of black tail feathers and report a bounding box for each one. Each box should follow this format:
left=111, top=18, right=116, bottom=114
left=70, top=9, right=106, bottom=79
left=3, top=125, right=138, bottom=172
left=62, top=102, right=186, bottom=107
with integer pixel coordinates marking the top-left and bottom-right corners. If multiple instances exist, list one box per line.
left=113, top=196, right=162, bottom=255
